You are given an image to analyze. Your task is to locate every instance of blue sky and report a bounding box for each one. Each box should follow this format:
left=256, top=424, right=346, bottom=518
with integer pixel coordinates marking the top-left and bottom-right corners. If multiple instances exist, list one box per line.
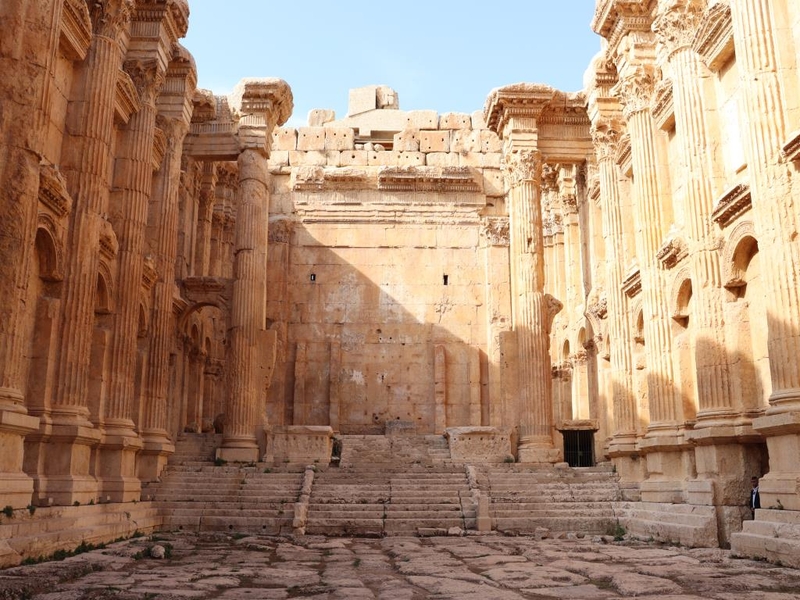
left=183, top=1, right=602, bottom=127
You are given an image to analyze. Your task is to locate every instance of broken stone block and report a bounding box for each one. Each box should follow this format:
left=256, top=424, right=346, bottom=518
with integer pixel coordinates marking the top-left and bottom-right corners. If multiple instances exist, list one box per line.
left=439, top=112, right=472, bottom=130
left=393, top=129, right=419, bottom=152
left=307, top=108, right=335, bottom=126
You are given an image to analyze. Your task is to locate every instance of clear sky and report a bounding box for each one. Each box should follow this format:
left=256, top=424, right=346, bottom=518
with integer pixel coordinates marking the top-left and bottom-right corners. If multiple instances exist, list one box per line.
left=183, top=1, right=602, bottom=127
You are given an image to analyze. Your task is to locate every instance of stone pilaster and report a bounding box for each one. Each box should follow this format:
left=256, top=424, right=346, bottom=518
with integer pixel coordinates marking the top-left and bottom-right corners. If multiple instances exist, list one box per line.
left=100, top=59, right=164, bottom=501
left=193, top=165, right=217, bottom=276
left=655, top=0, right=735, bottom=429
left=0, top=0, right=63, bottom=507
left=730, top=0, right=800, bottom=511
left=591, top=122, right=638, bottom=457
left=44, top=0, right=134, bottom=505
left=138, top=115, right=188, bottom=480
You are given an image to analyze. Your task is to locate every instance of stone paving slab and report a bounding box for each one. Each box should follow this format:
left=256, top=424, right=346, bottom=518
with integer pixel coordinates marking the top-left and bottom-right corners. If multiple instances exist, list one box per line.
left=0, top=532, right=799, bottom=599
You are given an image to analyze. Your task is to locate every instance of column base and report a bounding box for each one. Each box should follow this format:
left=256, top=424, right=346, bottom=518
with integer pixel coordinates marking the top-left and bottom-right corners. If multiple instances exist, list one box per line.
left=138, top=430, right=175, bottom=483
left=517, top=440, right=560, bottom=464
left=34, top=423, right=101, bottom=506
left=217, top=435, right=260, bottom=463
left=97, top=432, right=144, bottom=502
left=0, top=408, right=39, bottom=508
left=753, top=411, right=800, bottom=511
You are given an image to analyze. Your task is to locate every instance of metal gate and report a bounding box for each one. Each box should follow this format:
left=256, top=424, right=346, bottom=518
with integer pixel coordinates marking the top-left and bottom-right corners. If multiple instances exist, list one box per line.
left=562, top=430, right=594, bottom=467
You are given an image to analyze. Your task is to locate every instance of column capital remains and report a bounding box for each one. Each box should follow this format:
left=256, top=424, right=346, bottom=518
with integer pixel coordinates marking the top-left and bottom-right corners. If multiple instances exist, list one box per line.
left=653, top=0, right=705, bottom=56
left=88, top=0, right=135, bottom=40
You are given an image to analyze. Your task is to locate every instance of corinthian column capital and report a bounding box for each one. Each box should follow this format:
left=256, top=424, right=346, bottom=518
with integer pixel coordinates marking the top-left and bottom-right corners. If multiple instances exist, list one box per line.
left=591, top=120, right=624, bottom=161
left=503, top=149, right=543, bottom=188
left=617, top=65, right=658, bottom=119
left=653, top=0, right=705, bottom=55
left=124, top=59, right=165, bottom=106
left=87, top=0, right=135, bottom=39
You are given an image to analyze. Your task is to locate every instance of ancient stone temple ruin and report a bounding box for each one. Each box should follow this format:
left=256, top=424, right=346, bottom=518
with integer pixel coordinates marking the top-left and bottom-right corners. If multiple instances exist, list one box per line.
left=1, top=0, right=799, bottom=569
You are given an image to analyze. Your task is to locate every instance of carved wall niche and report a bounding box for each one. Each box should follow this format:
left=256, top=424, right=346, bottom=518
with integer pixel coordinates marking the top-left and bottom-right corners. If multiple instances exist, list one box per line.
left=668, top=266, right=693, bottom=323
left=721, top=220, right=758, bottom=289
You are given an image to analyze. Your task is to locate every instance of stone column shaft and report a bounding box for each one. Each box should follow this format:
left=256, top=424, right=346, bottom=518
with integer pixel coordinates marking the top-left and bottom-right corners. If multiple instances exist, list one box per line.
left=731, top=0, right=800, bottom=410
left=194, top=186, right=214, bottom=276
left=219, top=148, right=270, bottom=461
left=106, top=71, right=160, bottom=432
left=54, top=10, right=129, bottom=422
left=141, top=118, right=188, bottom=438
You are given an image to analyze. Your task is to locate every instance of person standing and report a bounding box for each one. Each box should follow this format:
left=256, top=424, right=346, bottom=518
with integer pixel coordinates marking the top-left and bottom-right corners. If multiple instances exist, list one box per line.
left=750, top=476, right=761, bottom=515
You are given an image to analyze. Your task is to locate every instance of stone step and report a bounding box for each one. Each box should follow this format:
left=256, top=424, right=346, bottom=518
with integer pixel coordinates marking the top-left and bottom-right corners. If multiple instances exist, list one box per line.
left=494, top=516, right=615, bottom=533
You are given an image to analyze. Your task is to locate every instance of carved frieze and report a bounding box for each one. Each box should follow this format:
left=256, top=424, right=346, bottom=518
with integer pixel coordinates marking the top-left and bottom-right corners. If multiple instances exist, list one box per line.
left=483, top=83, right=556, bottom=136
left=692, top=2, right=734, bottom=72
left=711, top=183, right=751, bottom=228
left=503, top=150, right=542, bottom=188
left=656, top=232, right=688, bottom=269
left=622, top=267, right=642, bottom=298
left=38, top=164, right=72, bottom=218
left=60, top=0, right=92, bottom=61
left=480, top=217, right=510, bottom=247
left=377, top=167, right=480, bottom=193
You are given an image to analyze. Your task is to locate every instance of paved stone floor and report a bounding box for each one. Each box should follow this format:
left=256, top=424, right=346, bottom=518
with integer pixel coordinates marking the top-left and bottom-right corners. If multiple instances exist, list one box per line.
left=2, top=532, right=800, bottom=599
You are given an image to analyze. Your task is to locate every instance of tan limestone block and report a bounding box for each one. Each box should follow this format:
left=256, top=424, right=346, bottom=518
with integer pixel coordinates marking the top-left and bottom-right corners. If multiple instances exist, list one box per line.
left=483, top=152, right=502, bottom=168
left=406, top=110, right=438, bottom=129
left=325, top=127, right=354, bottom=150
left=398, top=152, right=425, bottom=167
left=340, top=150, right=370, bottom=166
left=419, top=130, right=450, bottom=153
left=272, top=128, right=297, bottom=151
left=267, top=150, right=289, bottom=169
left=451, top=129, right=481, bottom=153
left=480, top=130, right=502, bottom=152
left=369, top=151, right=399, bottom=166
left=393, top=129, right=420, bottom=151
left=471, top=110, right=487, bottom=129
left=307, top=108, right=335, bottom=126
left=439, top=112, right=472, bottom=130
left=425, top=153, right=460, bottom=167
left=289, top=150, right=327, bottom=166
left=297, top=127, right=326, bottom=151
left=483, top=168, right=505, bottom=196
left=458, top=152, right=486, bottom=167
left=324, top=151, right=342, bottom=167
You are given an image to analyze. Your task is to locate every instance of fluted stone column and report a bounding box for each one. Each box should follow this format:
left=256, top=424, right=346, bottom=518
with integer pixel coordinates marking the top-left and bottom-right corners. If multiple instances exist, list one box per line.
left=655, top=1, right=735, bottom=428
left=193, top=169, right=217, bottom=276
left=730, top=0, right=800, bottom=510
left=138, top=115, right=189, bottom=480
left=218, top=149, right=270, bottom=461
left=0, top=0, right=62, bottom=507
left=591, top=122, right=638, bottom=457
left=100, top=59, right=164, bottom=500
left=45, top=0, right=133, bottom=505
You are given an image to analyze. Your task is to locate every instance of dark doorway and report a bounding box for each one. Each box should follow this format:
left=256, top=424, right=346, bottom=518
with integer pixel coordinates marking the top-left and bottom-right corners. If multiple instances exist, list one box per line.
left=563, top=430, right=594, bottom=467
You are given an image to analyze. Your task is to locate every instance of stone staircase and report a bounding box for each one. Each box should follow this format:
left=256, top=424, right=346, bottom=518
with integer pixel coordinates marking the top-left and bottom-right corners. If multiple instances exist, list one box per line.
left=339, top=434, right=453, bottom=467
left=731, top=509, right=800, bottom=568
left=147, top=434, right=304, bottom=535
left=479, top=464, right=621, bottom=535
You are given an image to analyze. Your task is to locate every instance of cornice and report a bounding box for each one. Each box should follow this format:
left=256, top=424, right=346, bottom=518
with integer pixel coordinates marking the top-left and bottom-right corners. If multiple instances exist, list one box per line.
left=38, top=164, right=72, bottom=218
left=711, top=182, right=751, bottom=228
left=650, top=78, right=675, bottom=131
left=60, top=0, right=92, bottom=61
left=115, top=68, right=141, bottom=125
left=781, top=129, right=800, bottom=162
left=656, top=231, right=688, bottom=269
left=483, top=83, right=557, bottom=136
left=614, top=133, right=633, bottom=176
left=692, top=2, right=734, bottom=72
left=622, top=266, right=642, bottom=298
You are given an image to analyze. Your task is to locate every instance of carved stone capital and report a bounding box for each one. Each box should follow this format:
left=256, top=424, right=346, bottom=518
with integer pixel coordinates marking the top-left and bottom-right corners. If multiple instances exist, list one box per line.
left=591, top=121, right=623, bottom=161
left=124, top=59, right=165, bottom=106
left=617, top=66, right=657, bottom=118
left=480, top=217, right=510, bottom=247
left=544, top=293, right=564, bottom=334
left=503, top=149, right=542, bottom=189
left=88, top=0, right=135, bottom=39
left=653, top=0, right=705, bottom=56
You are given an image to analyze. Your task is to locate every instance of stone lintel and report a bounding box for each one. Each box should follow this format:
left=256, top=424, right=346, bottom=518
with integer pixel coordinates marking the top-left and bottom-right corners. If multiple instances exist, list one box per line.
left=557, top=419, right=599, bottom=431
left=712, top=182, right=751, bottom=227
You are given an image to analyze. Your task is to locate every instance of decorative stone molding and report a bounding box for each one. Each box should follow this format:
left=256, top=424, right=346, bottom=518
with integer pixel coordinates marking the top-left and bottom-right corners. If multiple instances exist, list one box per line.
left=711, top=182, right=751, bottom=228
left=692, top=2, right=734, bottom=72
left=115, top=68, right=141, bottom=125
left=480, top=217, right=510, bottom=247
left=503, top=150, right=542, bottom=188
left=616, top=66, right=657, bottom=119
left=89, top=0, right=135, bottom=40
left=781, top=129, right=800, bottom=162
left=378, top=167, right=480, bottom=193
left=651, top=79, right=675, bottom=131
left=268, top=219, right=294, bottom=244
left=669, top=266, right=693, bottom=320
left=653, top=0, right=704, bottom=56
left=590, top=121, right=622, bottom=161
left=60, top=0, right=92, bottom=61
left=622, top=267, right=642, bottom=298
left=544, top=293, right=564, bottom=334
left=483, top=83, right=556, bottom=136
left=721, top=220, right=757, bottom=289
left=38, top=164, right=72, bottom=218
left=614, top=133, right=633, bottom=176
left=192, top=89, right=217, bottom=123
left=656, top=230, right=688, bottom=269
left=588, top=296, right=608, bottom=321
left=151, top=127, right=166, bottom=171
left=99, top=221, right=119, bottom=261
left=36, top=214, right=65, bottom=281
left=229, top=77, right=294, bottom=132
left=141, top=256, right=158, bottom=291
left=181, top=277, right=232, bottom=308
